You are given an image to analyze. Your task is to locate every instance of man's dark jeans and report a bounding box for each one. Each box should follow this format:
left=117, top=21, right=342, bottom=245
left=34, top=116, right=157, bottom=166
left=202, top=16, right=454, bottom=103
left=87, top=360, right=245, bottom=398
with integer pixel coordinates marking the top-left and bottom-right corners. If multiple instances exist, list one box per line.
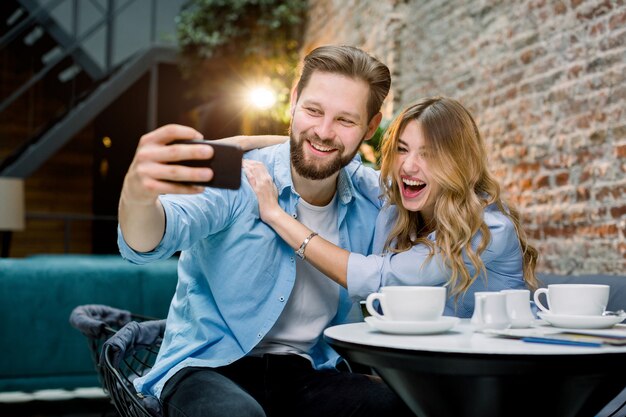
left=160, top=354, right=413, bottom=417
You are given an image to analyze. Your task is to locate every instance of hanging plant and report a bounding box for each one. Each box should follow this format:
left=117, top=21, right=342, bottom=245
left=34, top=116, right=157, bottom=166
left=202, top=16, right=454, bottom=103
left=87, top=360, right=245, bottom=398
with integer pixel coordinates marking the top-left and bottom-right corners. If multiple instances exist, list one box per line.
left=361, top=120, right=391, bottom=168
left=176, top=0, right=307, bottom=125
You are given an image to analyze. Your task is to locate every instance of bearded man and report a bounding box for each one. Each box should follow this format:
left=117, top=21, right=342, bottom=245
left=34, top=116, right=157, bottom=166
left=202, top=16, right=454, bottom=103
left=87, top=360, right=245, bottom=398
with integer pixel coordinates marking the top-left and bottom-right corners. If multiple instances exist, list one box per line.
left=117, top=45, right=412, bottom=417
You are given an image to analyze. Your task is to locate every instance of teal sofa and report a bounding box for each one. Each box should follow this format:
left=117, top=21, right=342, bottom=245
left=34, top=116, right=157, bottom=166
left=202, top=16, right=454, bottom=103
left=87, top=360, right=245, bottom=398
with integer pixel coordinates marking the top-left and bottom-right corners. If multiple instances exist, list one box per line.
left=0, top=255, right=178, bottom=392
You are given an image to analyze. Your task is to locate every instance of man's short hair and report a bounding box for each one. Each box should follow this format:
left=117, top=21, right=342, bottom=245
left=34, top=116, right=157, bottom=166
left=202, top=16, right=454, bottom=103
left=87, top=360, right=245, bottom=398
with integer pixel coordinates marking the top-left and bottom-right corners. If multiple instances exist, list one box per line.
left=294, top=45, right=391, bottom=121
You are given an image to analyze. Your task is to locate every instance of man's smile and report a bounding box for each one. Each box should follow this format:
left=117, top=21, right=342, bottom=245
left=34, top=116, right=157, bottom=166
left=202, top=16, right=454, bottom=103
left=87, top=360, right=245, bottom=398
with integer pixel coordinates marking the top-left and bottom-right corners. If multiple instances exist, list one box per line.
left=307, top=139, right=338, bottom=155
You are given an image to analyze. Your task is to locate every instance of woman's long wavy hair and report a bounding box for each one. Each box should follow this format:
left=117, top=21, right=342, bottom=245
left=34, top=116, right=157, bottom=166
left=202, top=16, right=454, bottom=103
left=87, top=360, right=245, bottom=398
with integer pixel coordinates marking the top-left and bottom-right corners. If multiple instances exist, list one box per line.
left=379, top=97, right=538, bottom=296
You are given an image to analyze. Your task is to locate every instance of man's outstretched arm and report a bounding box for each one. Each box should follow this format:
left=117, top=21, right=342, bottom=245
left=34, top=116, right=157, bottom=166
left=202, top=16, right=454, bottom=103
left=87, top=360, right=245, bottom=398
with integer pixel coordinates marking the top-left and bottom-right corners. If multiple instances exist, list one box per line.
left=119, top=124, right=213, bottom=252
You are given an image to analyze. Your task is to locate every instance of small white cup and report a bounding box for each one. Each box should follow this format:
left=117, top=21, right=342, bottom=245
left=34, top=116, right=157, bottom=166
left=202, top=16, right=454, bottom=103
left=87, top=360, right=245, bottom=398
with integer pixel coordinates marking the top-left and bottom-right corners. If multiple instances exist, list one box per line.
left=471, top=292, right=510, bottom=330
left=365, top=286, right=446, bottom=322
left=533, top=284, right=609, bottom=316
left=501, top=289, right=535, bottom=328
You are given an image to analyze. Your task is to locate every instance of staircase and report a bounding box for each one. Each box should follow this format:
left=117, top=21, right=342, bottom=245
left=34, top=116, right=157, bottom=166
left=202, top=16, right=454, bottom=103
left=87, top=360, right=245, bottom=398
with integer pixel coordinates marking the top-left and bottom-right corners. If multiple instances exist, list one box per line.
left=0, top=0, right=183, bottom=178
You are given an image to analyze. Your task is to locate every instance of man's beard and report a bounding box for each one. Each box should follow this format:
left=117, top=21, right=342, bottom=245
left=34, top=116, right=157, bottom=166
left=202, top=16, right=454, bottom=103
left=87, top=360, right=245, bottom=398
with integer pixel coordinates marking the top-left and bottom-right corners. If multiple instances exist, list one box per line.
left=290, top=130, right=363, bottom=180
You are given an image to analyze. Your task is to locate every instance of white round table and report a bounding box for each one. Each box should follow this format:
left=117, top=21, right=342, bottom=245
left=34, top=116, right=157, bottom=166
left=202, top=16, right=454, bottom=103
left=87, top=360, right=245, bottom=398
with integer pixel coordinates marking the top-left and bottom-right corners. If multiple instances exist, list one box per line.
left=324, top=319, right=626, bottom=417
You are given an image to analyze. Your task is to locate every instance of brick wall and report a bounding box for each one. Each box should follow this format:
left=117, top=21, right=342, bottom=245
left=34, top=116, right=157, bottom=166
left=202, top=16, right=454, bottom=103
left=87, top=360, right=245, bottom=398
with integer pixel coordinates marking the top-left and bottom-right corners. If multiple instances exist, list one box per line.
left=303, top=0, right=626, bottom=274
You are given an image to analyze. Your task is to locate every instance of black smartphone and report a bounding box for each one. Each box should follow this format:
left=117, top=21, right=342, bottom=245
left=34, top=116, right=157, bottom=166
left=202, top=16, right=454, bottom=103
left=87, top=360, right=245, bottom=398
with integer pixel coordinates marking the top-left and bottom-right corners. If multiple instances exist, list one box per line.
left=167, top=139, right=243, bottom=190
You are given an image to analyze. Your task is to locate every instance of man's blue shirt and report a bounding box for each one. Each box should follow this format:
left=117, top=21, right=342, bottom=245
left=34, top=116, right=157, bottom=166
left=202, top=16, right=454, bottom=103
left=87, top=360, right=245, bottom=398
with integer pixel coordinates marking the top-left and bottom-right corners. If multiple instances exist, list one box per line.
left=117, top=142, right=381, bottom=398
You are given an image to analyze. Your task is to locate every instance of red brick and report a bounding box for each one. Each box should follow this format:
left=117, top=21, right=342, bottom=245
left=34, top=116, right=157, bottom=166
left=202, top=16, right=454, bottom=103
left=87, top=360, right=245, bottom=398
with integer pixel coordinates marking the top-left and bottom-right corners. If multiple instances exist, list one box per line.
left=569, top=210, right=587, bottom=223
left=590, top=130, right=607, bottom=142
left=529, top=0, right=547, bottom=10
left=554, top=1, right=567, bottom=14
left=588, top=225, right=610, bottom=238
left=518, top=194, right=534, bottom=206
left=576, top=187, right=590, bottom=201
left=611, top=126, right=626, bottom=141
left=576, top=114, right=592, bottom=129
left=505, top=87, right=517, bottom=101
left=550, top=211, right=564, bottom=222
left=576, top=148, right=593, bottom=163
left=520, top=178, right=533, bottom=191
left=590, top=21, right=606, bottom=36
left=597, top=224, right=619, bottom=237
left=520, top=50, right=534, bottom=65
left=535, top=175, right=550, bottom=188
left=556, top=172, right=569, bottom=186
left=589, top=203, right=607, bottom=217
left=615, top=144, right=626, bottom=158
left=594, top=112, right=607, bottom=122
left=513, top=162, right=540, bottom=174
left=609, top=10, right=626, bottom=30
left=595, top=186, right=621, bottom=201
left=492, top=167, right=507, bottom=179
left=610, top=205, right=626, bottom=218
left=543, top=225, right=576, bottom=238
left=527, top=228, right=542, bottom=240
left=600, top=29, right=626, bottom=50
left=579, top=168, right=592, bottom=183
left=576, top=0, right=614, bottom=20
left=568, top=65, right=583, bottom=79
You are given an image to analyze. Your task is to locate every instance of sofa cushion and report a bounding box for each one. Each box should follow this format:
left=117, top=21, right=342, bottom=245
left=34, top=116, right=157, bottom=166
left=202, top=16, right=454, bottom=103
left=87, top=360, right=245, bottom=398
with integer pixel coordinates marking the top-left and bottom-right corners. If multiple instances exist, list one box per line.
left=0, top=255, right=177, bottom=392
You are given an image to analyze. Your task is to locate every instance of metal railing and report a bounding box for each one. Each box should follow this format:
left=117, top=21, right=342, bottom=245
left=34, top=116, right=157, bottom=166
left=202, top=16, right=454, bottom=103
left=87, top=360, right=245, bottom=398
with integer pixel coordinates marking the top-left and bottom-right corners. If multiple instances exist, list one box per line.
left=1, top=0, right=182, bottom=176
left=1, top=0, right=142, bottom=114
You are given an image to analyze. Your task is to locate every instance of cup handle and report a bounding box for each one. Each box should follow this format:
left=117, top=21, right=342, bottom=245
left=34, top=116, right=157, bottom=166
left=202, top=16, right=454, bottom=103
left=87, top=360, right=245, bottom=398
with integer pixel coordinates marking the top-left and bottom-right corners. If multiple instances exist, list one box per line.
left=533, top=288, right=551, bottom=314
left=365, top=293, right=386, bottom=320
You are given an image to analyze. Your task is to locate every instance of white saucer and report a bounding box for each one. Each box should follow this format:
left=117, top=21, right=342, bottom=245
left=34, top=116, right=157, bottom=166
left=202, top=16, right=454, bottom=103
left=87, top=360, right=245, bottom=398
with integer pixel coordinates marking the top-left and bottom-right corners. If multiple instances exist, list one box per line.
left=364, top=316, right=460, bottom=335
left=537, top=312, right=626, bottom=329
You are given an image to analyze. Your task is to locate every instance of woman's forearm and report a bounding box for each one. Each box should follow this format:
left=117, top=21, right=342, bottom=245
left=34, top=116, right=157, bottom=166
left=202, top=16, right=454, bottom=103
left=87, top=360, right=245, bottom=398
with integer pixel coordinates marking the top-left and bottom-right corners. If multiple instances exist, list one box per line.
left=265, top=210, right=349, bottom=287
left=243, top=159, right=349, bottom=286
left=215, top=135, right=288, bottom=151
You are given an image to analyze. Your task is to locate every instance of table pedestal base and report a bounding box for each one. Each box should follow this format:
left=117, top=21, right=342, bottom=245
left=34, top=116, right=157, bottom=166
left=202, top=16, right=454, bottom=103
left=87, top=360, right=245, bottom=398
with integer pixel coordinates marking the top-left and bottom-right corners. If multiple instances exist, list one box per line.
left=377, top=367, right=624, bottom=417
left=334, top=345, right=626, bottom=417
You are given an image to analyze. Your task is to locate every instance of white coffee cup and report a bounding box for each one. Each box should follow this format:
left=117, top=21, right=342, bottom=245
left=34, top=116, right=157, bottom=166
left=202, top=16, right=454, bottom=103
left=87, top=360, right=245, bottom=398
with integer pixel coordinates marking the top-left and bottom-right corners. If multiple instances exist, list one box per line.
left=533, top=284, right=609, bottom=316
left=471, top=292, right=510, bottom=330
left=501, top=289, right=535, bottom=328
left=365, top=286, right=446, bottom=321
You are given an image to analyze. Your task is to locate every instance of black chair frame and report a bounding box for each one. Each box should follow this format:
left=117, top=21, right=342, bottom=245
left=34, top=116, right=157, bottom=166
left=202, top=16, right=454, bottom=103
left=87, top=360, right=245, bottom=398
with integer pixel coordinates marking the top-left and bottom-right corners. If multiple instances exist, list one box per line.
left=100, top=319, right=165, bottom=417
left=69, top=304, right=164, bottom=417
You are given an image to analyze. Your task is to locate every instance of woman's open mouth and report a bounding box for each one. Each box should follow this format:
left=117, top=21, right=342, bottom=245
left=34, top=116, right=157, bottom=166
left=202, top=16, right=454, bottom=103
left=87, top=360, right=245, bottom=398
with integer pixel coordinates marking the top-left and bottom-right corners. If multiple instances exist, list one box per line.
left=401, top=177, right=427, bottom=198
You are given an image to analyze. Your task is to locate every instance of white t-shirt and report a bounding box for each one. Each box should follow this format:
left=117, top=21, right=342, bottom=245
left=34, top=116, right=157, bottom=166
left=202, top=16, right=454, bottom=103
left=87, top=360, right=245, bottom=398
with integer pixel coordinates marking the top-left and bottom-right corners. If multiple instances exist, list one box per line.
left=250, top=193, right=340, bottom=359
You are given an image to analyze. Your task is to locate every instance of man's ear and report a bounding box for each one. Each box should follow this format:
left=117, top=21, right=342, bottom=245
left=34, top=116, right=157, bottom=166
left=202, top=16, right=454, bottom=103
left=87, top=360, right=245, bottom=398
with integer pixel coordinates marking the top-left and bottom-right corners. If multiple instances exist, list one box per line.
left=289, top=87, right=298, bottom=116
left=365, top=112, right=383, bottom=140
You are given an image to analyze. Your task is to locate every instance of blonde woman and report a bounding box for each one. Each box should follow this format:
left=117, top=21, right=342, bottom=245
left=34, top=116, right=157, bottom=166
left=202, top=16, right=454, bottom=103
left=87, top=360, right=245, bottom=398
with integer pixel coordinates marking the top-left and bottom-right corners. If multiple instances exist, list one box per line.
left=243, top=96, right=538, bottom=318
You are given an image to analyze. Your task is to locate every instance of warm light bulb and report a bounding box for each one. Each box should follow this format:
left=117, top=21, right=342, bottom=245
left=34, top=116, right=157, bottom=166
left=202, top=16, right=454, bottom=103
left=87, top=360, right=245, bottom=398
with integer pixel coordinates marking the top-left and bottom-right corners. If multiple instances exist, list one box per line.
left=248, top=86, right=276, bottom=109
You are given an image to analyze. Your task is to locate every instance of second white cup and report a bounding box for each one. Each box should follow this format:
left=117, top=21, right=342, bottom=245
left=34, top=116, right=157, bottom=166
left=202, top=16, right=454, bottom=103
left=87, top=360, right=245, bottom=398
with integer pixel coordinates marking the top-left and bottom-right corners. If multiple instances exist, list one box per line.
left=365, top=286, right=446, bottom=321
left=501, top=289, right=535, bottom=328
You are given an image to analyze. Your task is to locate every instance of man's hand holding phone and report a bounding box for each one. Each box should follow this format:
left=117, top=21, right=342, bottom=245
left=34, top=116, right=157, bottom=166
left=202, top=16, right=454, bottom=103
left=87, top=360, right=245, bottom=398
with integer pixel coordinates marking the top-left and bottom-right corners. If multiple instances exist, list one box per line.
left=122, top=124, right=242, bottom=205
left=167, top=139, right=243, bottom=190
left=119, top=124, right=243, bottom=252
